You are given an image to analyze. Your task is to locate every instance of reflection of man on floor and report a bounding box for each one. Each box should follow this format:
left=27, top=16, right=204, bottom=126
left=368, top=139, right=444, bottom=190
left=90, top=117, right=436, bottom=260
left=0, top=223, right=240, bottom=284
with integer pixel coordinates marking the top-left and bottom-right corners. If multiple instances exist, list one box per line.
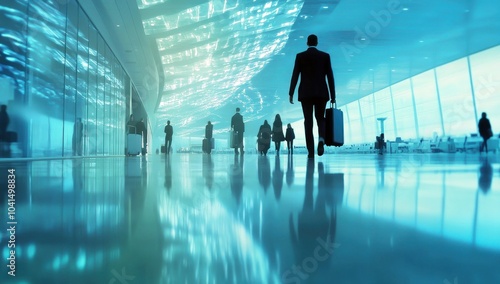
left=287, top=160, right=338, bottom=283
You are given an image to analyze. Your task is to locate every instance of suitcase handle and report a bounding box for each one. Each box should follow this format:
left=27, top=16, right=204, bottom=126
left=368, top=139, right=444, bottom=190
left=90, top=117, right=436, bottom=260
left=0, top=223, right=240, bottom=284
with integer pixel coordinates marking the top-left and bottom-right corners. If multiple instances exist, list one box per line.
left=329, top=101, right=338, bottom=109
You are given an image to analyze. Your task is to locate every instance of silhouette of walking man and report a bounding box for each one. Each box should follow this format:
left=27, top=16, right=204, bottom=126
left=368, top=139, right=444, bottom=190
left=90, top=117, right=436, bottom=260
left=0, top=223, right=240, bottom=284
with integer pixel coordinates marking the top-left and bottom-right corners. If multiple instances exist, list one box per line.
left=164, top=120, right=173, bottom=154
left=289, top=34, right=336, bottom=158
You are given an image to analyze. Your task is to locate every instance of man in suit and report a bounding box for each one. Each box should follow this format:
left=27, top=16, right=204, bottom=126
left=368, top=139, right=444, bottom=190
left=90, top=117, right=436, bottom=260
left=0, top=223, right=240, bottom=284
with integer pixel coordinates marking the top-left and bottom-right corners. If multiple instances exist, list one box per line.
left=289, top=34, right=335, bottom=158
left=231, top=107, right=245, bottom=155
left=164, top=120, right=173, bottom=154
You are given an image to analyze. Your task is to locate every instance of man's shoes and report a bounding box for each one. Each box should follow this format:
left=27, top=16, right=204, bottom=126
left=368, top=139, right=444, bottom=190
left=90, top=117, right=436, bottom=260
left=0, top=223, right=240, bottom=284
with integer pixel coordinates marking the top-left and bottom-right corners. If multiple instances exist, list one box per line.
left=317, top=139, right=325, bottom=156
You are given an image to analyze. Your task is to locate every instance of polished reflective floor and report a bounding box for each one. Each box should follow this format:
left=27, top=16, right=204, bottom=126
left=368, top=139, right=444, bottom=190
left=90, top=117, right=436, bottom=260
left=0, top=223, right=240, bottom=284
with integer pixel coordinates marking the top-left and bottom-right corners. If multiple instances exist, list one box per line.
left=0, top=152, right=499, bottom=284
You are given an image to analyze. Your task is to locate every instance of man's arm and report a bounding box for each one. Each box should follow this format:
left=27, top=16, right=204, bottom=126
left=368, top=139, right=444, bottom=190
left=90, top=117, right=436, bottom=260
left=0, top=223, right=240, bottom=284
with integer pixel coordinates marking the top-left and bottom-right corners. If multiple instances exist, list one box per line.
left=289, top=55, right=300, bottom=104
left=326, top=53, right=336, bottom=103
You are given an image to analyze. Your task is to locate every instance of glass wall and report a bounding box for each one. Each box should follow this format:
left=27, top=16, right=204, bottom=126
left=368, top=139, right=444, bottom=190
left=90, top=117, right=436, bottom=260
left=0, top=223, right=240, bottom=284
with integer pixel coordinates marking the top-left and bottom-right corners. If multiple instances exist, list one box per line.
left=344, top=45, right=500, bottom=144
left=0, top=0, right=129, bottom=158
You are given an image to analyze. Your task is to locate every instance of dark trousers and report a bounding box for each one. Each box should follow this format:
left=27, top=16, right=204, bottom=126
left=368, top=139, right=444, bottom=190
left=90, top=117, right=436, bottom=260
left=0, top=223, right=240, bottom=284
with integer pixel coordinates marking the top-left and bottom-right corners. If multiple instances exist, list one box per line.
left=287, top=141, right=293, bottom=154
left=301, top=100, right=327, bottom=155
left=165, top=137, right=172, bottom=154
left=480, top=137, right=489, bottom=152
left=234, top=131, right=244, bottom=153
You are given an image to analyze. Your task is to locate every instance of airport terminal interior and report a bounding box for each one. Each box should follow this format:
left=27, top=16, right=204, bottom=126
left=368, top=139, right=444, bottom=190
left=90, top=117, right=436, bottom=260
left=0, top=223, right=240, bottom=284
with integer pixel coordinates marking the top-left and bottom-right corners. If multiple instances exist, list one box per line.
left=1, top=0, right=500, bottom=283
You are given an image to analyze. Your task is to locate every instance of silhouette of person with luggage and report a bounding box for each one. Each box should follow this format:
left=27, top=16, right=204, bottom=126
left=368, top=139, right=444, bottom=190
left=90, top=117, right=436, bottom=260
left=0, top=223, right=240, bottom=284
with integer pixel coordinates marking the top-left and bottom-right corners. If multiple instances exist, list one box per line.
left=127, top=114, right=136, bottom=134
left=136, top=118, right=147, bottom=154
left=285, top=123, right=295, bottom=155
left=289, top=34, right=336, bottom=158
left=478, top=112, right=493, bottom=153
left=164, top=120, right=173, bottom=154
left=205, top=121, right=213, bottom=154
left=257, top=120, right=272, bottom=156
left=376, top=133, right=385, bottom=155
left=272, top=114, right=285, bottom=155
left=0, top=104, right=10, bottom=156
left=231, top=107, right=245, bottom=155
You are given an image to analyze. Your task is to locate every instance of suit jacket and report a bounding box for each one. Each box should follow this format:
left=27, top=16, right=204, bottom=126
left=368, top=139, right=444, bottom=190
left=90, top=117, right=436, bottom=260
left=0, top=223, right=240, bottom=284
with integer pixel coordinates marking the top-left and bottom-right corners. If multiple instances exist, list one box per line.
left=478, top=117, right=492, bottom=139
left=205, top=124, right=213, bottom=139
left=289, top=47, right=335, bottom=102
left=231, top=113, right=245, bottom=132
left=164, top=125, right=173, bottom=139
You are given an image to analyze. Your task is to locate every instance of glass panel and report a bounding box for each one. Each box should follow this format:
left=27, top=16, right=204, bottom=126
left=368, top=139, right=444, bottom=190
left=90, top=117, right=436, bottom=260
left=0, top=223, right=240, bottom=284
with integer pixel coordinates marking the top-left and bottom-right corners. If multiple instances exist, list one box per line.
left=470, top=45, right=500, bottom=133
left=373, top=88, right=394, bottom=140
left=436, top=58, right=475, bottom=136
left=0, top=1, right=28, bottom=157
left=28, top=1, right=68, bottom=157
left=76, top=7, right=89, bottom=156
left=96, top=35, right=106, bottom=155
left=346, top=103, right=362, bottom=143
left=87, top=25, right=98, bottom=156
left=0, top=0, right=129, bottom=158
left=392, top=79, right=416, bottom=140
left=412, top=70, right=442, bottom=139
left=64, top=1, right=79, bottom=157
left=359, top=94, right=377, bottom=143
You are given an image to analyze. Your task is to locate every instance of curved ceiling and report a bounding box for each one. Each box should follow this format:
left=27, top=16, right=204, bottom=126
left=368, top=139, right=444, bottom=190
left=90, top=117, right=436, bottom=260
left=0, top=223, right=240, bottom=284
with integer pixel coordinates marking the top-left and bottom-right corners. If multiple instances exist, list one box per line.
left=85, top=0, right=500, bottom=138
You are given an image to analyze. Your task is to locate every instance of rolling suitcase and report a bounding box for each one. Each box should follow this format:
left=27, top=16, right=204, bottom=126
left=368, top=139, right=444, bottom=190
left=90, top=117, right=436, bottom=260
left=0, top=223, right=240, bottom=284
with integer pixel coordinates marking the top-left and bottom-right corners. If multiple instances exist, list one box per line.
left=127, top=133, right=141, bottom=155
left=229, top=130, right=238, bottom=148
left=202, top=138, right=211, bottom=153
left=325, top=103, right=344, bottom=147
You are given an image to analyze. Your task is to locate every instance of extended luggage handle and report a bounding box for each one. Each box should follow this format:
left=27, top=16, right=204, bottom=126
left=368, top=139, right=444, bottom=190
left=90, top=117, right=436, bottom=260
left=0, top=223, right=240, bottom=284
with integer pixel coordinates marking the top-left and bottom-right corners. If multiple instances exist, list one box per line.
left=329, top=101, right=338, bottom=109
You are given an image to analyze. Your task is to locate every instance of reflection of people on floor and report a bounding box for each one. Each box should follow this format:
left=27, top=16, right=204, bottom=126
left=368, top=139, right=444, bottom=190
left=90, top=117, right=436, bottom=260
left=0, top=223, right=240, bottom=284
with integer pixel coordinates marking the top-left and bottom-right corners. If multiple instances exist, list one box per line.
left=288, top=160, right=338, bottom=283
left=164, top=155, right=172, bottom=192
left=272, top=155, right=284, bottom=201
left=286, top=154, right=295, bottom=187
left=376, top=154, right=386, bottom=188
left=318, top=162, right=344, bottom=209
left=124, top=158, right=148, bottom=231
left=203, top=154, right=214, bottom=190
left=71, top=159, right=83, bottom=191
left=230, top=154, right=244, bottom=204
left=72, top=118, right=84, bottom=156
left=258, top=155, right=271, bottom=193
left=478, top=157, right=493, bottom=193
